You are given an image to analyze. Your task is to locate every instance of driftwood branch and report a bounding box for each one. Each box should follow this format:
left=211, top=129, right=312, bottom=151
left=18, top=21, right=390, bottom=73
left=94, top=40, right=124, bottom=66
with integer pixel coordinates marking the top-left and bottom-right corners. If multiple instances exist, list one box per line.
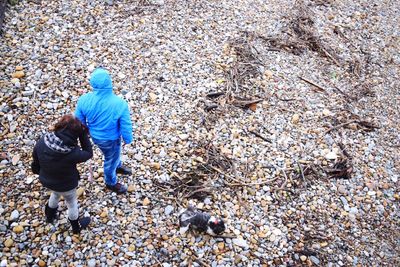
left=324, top=120, right=379, bottom=135
left=207, top=91, right=225, bottom=98
left=297, top=162, right=307, bottom=187
left=299, top=76, right=328, bottom=93
left=324, top=120, right=357, bottom=135
left=197, top=159, right=278, bottom=187
left=248, top=130, right=272, bottom=143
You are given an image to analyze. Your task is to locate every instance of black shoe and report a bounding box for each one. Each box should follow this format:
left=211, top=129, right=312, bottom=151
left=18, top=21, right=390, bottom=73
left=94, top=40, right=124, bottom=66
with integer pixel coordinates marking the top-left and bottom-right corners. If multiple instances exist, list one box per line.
left=106, top=182, right=128, bottom=194
left=116, top=165, right=132, bottom=175
left=69, top=217, right=91, bottom=234
left=45, top=203, right=58, bottom=223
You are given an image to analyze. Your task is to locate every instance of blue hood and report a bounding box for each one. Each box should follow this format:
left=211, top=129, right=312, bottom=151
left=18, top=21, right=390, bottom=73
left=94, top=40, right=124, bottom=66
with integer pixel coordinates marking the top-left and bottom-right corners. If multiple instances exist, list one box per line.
left=90, top=68, right=113, bottom=94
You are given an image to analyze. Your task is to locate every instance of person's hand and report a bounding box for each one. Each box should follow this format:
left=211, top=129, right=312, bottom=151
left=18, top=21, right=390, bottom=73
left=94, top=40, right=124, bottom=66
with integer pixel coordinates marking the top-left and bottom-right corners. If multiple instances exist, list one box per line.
left=81, top=123, right=89, bottom=134
left=79, top=123, right=89, bottom=139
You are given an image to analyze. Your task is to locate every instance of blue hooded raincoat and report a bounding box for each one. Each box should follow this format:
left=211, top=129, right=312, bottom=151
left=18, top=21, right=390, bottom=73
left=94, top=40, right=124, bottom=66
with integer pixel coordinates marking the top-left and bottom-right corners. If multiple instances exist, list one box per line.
left=75, top=68, right=133, bottom=144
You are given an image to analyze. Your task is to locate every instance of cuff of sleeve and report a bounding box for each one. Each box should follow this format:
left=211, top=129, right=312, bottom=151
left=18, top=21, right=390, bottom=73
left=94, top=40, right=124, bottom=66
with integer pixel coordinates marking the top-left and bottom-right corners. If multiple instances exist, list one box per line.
left=124, top=137, right=133, bottom=144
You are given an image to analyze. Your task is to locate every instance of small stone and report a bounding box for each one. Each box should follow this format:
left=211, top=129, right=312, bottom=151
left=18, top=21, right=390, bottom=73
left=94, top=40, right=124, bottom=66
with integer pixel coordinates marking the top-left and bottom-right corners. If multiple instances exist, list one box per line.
left=26, top=176, right=34, bottom=184
left=13, top=225, right=24, bottom=233
left=9, top=209, right=19, bottom=221
left=10, top=78, right=20, bottom=84
left=12, top=71, right=25, bottom=78
left=217, top=242, right=225, bottom=250
left=337, top=185, right=347, bottom=194
left=348, top=123, right=358, bottom=130
left=300, top=255, right=307, bottom=262
left=22, top=90, right=34, bottom=97
left=128, top=244, right=136, bottom=252
left=151, top=162, right=161, bottom=170
left=178, top=134, right=189, bottom=140
left=269, top=234, right=276, bottom=242
left=54, top=259, right=62, bottom=266
left=11, top=154, right=20, bottom=166
left=263, top=70, right=273, bottom=79
left=164, top=205, right=174, bottom=216
left=87, top=259, right=96, bottom=267
left=325, top=151, right=338, bottom=160
left=9, top=123, right=17, bottom=133
left=232, top=238, right=249, bottom=248
left=4, top=238, right=13, bottom=248
left=128, top=184, right=135, bottom=192
left=143, top=197, right=150, bottom=206
left=272, top=228, right=282, bottom=236
left=35, top=69, right=42, bottom=79
left=76, top=187, right=85, bottom=198
left=168, top=245, right=177, bottom=253
left=322, top=109, right=332, bottom=116
left=15, top=66, right=23, bottom=71
left=0, top=259, right=7, bottom=267
left=38, top=260, right=46, bottom=267
left=149, top=92, right=157, bottom=102
left=160, top=248, right=169, bottom=256
left=310, top=256, right=320, bottom=265
left=117, top=72, right=126, bottom=79
left=291, top=114, right=300, bottom=124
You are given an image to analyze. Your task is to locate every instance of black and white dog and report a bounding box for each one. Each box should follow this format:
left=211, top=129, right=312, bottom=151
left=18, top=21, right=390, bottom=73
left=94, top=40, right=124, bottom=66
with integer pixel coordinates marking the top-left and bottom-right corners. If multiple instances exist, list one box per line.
left=178, top=206, right=226, bottom=236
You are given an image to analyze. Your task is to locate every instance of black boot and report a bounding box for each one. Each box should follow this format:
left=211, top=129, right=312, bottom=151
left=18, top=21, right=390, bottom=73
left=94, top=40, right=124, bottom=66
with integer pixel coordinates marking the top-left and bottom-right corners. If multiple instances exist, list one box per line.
left=116, top=165, right=132, bottom=175
left=69, top=217, right=91, bottom=234
left=45, top=203, right=58, bottom=223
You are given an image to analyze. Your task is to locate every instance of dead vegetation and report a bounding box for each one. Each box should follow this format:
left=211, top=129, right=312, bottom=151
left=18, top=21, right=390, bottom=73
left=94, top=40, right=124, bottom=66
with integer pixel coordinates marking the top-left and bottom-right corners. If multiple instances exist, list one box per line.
left=164, top=142, right=234, bottom=201
left=244, top=0, right=339, bottom=65
left=224, top=36, right=262, bottom=98
left=183, top=0, right=383, bottom=207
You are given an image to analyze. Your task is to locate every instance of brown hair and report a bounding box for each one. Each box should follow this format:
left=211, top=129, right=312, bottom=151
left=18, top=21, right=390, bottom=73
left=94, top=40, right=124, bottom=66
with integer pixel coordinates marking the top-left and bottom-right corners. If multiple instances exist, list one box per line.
left=54, top=115, right=86, bottom=137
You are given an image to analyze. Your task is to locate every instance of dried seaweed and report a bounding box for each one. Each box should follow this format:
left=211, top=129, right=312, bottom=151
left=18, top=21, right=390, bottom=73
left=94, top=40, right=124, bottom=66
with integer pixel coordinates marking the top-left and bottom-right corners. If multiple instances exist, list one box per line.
left=246, top=0, right=339, bottom=65
left=224, top=35, right=262, bottom=98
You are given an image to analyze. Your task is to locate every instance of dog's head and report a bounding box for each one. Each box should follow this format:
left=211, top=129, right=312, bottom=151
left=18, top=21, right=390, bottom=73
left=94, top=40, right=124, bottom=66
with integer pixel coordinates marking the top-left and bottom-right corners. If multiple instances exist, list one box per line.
left=208, top=217, right=226, bottom=235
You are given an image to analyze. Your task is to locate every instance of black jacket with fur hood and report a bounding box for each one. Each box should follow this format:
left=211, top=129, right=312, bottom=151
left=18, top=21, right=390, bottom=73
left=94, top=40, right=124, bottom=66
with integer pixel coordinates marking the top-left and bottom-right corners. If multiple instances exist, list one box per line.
left=31, top=129, right=93, bottom=192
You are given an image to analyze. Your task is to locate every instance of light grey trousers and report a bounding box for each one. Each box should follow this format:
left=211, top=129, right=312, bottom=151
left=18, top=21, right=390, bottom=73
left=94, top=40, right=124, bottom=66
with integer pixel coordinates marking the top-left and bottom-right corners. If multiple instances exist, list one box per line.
left=48, top=188, right=78, bottom=220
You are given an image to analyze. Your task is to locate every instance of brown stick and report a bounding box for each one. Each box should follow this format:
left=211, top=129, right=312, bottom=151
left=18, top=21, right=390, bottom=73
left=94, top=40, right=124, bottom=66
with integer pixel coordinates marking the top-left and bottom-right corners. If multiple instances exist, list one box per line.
left=204, top=104, right=218, bottom=112
left=323, top=120, right=357, bottom=135
left=231, top=98, right=264, bottom=108
left=333, top=85, right=353, bottom=101
left=197, top=159, right=278, bottom=186
left=320, top=47, right=340, bottom=66
left=299, top=76, right=328, bottom=93
left=248, top=130, right=272, bottom=143
left=206, top=91, right=225, bottom=98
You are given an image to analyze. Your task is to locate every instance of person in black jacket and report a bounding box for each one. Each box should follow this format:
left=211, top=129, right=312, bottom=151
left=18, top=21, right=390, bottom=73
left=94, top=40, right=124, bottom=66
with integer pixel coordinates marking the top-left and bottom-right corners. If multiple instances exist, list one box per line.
left=32, top=114, right=93, bottom=234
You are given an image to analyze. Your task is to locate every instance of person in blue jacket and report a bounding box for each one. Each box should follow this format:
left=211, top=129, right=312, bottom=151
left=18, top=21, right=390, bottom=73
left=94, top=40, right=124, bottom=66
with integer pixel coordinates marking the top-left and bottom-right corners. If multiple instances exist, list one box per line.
left=75, top=67, right=133, bottom=194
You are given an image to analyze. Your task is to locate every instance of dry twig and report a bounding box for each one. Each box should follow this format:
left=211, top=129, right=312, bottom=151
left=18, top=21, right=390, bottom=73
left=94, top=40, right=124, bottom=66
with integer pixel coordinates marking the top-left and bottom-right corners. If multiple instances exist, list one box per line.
left=299, top=76, right=328, bottom=93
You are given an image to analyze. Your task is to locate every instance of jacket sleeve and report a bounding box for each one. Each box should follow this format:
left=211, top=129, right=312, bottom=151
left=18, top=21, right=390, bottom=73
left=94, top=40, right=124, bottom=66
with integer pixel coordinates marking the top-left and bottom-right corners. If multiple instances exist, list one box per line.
left=73, top=131, right=93, bottom=163
left=31, top=143, right=40, bottom=174
left=75, top=98, right=87, bottom=126
left=120, top=101, right=133, bottom=144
